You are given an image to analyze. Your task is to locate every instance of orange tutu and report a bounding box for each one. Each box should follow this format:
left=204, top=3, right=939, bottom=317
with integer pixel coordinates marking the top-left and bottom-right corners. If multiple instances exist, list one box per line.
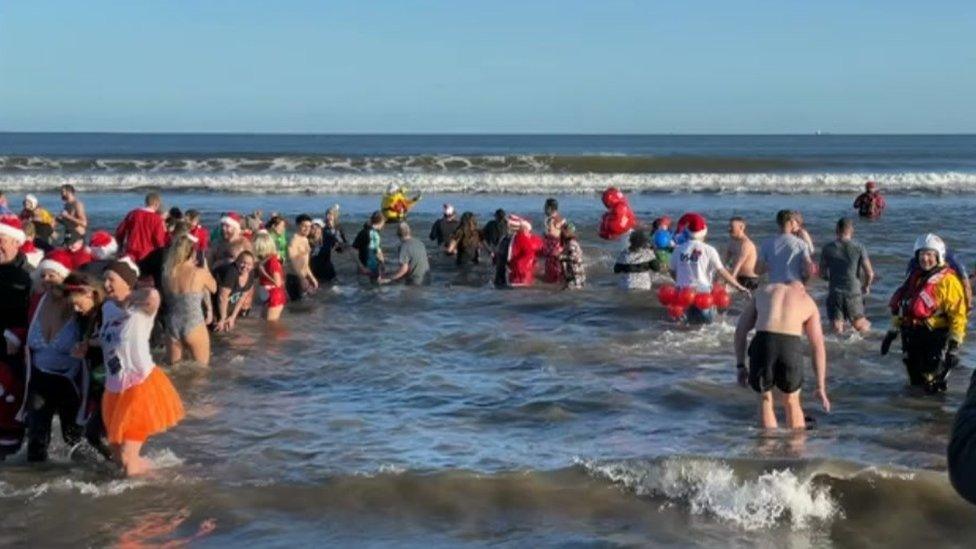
left=102, top=367, right=185, bottom=444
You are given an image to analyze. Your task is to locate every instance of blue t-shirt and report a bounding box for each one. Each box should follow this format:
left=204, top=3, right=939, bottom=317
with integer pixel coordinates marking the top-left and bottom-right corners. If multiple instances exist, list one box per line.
left=760, top=233, right=812, bottom=283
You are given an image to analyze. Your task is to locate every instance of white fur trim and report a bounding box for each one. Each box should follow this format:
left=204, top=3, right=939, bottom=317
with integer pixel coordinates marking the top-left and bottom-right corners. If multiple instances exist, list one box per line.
left=3, top=329, right=21, bottom=350
left=690, top=228, right=708, bottom=240
left=38, top=258, right=71, bottom=278
left=0, top=222, right=25, bottom=244
left=90, top=241, right=118, bottom=260
left=221, top=216, right=241, bottom=230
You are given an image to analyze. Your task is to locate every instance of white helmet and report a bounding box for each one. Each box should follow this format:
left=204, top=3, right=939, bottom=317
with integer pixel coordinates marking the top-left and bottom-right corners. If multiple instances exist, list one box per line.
left=387, top=183, right=400, bottom=194
left=913, top=233, right=946, bottom=265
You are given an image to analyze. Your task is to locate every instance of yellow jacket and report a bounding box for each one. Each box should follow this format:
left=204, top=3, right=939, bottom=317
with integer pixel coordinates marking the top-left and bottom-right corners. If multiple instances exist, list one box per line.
left=381, top=191, right=418, bottom=222
left=893, top=269, right=969, bottom=343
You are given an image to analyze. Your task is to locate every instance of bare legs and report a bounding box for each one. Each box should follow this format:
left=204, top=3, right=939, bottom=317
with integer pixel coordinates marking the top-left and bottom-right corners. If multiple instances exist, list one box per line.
left=112, top=440, right=152, bottom=476
left=759, top=389, right=806, bottom=430
left=166, top=324, right=211, bottom=366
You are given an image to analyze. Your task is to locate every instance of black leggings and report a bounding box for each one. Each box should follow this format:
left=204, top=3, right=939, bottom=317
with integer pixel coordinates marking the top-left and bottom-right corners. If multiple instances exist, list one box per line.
left=26, top=368, right=83, bottom=462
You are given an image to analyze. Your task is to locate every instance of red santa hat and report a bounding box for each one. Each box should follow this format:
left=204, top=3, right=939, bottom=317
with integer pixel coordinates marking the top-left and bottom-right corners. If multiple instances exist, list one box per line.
left=507, top=214, right=531, bottom=232
left=683, top=212, right=708, bottom=240
left=38, top=249, right=74, bottom=279
left=89, top=230, right=118, bottom=260
left=221, top=211, right=242, bottom=231
left=0, top=215, right=26, bottom=245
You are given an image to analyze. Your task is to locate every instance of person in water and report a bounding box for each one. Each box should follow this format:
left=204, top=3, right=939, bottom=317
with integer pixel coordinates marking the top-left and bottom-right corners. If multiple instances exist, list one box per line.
left=853, top=181, right=886, bottom=220
left=212, top=251, right=256, bottom=332
left=725, top=216, right=759, bottom=291
left=19, top=194, right=55, bottom=244
left=482, top=209, right=507, bottom=254
left=757, top=210, right=815, bottom=284
left=0, top=216, right=32, bottom=459
left=735, top=281, right=830, bottom=430
left=63, top=271, right=113, bottom=461
left=285, top=214, right=318, bottom=301
left=614, top=230, right=656, bottom=291
left=161, top=234, right=216, bottom=366
left=379, top=223, right=430, bottom=286
left=819, top=218, right=874, bottom=335
left=209, top=212, right=252, bottom=271
left=650, top=216, right=674, bottom=273
left=22, top=250, right=85, bottom=462
left=381, top=183, right=420, bottom=222
left=97, top=258, right=184, bottom=476
left=446, top=212, right=484, bottom=276
left=429, top=204, right=460, bottom=249
left=57, top=184, right=88, bottom=242
left=185, top=209, right=209, bottom=253
left=559, top=223, right=585, bottom=290
left=882, top=234, right=968, bottom=393
left=352, top=211, right=386, bottom=281
left=541, top=211, right=565, bottom=284
left=506, top=215, right=543, bottom=287
left=669, top=213, right=750, bottom=323
left=115, top=192, right=167, bottom=262
left=253, top=231, right=287, bottom=322
left=311, top=205, right=348, bottom=284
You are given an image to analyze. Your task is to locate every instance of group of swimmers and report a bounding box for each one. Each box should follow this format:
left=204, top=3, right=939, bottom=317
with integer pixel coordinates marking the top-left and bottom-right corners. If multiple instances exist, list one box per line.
left=0, top=180, right=972, bottom=483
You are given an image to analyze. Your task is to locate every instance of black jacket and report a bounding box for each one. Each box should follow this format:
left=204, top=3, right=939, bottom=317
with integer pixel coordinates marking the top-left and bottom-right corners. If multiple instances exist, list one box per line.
left=0, top=254, right=32, bottom=363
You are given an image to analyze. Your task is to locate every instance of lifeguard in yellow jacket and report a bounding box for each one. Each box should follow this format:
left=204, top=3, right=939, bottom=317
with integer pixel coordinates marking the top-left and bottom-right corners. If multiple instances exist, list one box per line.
left=882, top=234, right=968, bottom=393
left=381, top=184, right=421, bottom=223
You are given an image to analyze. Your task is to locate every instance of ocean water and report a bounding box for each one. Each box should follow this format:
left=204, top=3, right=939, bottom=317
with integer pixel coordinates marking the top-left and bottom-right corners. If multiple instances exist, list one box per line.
left=2, top=135, right=976, bottom=547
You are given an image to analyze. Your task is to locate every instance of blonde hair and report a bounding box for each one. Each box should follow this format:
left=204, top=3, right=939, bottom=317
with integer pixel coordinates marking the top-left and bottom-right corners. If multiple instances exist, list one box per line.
left=162, top=235, right=197, bottom=291
left=253, top=232, right=277, bottom=260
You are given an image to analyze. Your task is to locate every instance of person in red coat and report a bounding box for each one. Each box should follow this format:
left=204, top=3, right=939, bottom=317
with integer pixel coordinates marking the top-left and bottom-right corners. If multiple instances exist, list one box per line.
left=186, top=209, right=210, bottom=253
left=115, top=192, right=167, bottom=262
left=507, top=215, right=543, bottom=287
left=598, top=187, right=638, bottom=241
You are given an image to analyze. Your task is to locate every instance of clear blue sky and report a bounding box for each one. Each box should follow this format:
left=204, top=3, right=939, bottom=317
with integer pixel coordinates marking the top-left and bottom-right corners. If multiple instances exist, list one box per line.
left=1, top=0, right=974, bottom=133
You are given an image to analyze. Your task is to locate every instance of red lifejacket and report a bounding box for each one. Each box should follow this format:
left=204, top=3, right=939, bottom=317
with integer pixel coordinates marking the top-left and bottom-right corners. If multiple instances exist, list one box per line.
left=890, top=267, right=954, bottom=322
left=856, top=192, right=885, bottom=218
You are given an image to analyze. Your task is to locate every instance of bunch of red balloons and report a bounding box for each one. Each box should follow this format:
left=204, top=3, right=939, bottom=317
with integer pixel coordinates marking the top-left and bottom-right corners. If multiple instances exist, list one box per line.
left=657, top=283, right=732, bottom=320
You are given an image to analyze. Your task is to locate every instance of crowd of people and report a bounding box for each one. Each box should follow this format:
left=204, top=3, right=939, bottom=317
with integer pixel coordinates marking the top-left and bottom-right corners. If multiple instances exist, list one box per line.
left=2, top=181, right=976, bottom=490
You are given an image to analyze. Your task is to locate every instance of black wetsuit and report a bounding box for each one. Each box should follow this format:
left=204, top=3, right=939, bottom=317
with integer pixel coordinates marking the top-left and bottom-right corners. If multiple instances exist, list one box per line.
left=950, top=370, right=976, bottom=505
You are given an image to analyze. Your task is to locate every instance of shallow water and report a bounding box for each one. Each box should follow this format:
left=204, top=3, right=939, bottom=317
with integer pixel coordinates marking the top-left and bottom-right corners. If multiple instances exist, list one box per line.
left=3, top=191, right=976, bottom=547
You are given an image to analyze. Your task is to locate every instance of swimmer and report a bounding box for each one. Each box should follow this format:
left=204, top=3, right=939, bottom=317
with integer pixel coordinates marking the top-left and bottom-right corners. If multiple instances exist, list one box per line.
left=725, top=216, right=759, bottom=290
left=735, top=281, right=830, bottom=430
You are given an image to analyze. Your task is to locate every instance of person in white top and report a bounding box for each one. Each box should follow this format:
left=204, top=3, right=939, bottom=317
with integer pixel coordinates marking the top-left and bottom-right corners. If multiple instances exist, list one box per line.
left=669, top=213, right=751, bottom=323
left=95, top=258, right=184, bottom=476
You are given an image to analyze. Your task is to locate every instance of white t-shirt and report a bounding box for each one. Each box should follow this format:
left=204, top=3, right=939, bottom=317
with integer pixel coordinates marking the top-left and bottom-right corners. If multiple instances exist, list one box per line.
left=99, top=300, right=157, bottom=393
left=669, top=240, right=724, bottom=290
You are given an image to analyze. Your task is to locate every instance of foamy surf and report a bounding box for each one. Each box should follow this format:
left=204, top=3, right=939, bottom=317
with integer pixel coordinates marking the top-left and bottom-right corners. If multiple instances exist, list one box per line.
left=578, top=457, right=839, bottom=530
left=3, top=171, right=976, bottom=194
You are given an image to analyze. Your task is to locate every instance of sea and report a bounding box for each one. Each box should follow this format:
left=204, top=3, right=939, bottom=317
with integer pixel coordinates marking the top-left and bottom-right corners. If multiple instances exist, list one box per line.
left=2, top=133, right=976, bottom=547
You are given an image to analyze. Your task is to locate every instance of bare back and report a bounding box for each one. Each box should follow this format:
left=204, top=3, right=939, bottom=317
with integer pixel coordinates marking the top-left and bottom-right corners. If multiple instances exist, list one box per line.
left=754, top=282, right=815, bottom=336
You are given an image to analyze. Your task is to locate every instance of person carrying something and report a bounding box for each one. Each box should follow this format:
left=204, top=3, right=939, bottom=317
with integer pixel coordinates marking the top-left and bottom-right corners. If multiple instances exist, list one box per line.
left=669, top=213, right=750, bottom=323
left=379, top=223, right=430, bottom=286
left=881, top=234, right=968, bottom=393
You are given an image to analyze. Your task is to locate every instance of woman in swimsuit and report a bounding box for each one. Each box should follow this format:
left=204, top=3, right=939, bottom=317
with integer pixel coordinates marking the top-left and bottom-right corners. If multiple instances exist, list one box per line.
left=161, top=235, right=216, bottom=366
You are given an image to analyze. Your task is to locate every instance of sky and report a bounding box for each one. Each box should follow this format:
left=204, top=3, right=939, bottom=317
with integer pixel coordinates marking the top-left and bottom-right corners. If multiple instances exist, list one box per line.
left=1, top=0, right=974, bottom=134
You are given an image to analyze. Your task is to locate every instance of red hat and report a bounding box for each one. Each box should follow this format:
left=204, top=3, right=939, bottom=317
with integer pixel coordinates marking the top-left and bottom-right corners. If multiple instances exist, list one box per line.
left=38, top=249, right=73, bottom=278
left=89, top=230, right=118, bottom=260
left=221, top=212, right=242, bottom=231
left=683, top=212, right=708, bottom=240
left=0, top=215, right=26, bottom=245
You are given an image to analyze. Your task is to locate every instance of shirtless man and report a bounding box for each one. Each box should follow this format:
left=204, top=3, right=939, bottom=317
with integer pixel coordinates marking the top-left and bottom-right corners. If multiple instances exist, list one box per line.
left=286, top=214, right=319, bottom=301
left=209, top=212, right=252, bottom=270
left=726, top=216, right=759, bottom=290
left=734, top=281, right=830, bottom=430
left=58, top=184, right=88, bottom=241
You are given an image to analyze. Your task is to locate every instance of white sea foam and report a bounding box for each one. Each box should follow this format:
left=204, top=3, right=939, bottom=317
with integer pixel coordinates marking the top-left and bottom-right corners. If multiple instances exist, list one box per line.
left=3, top=171, right=976, bottom=194
left=579, top=457, right=838, bottom=530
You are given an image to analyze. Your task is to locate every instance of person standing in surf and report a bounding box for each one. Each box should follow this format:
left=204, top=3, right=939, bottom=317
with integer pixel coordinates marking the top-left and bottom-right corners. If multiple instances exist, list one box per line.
left=725, top=216, right=759, bottom=291
left=285, top=214, right=318, bottom=301
left=819, top=218, right=874, bottom=335
left=115, top=192, right=167, bottom=262
left=735, top=281, right=830, bottom=430
left=757, top=210, right=815, bottom=285
left=854, top=181, right=886, bottom=220
left=352, top=211, right=386, bottom=282
left=57, top=184, right=88, bottom=243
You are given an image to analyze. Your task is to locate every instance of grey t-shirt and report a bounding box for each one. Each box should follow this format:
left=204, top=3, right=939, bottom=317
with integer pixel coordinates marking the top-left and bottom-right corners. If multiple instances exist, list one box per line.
left=820, top=239, right=868, bottom=295
left=397, top=238, right=430, bottom=285
left=760, top=233, right=811, bottom=284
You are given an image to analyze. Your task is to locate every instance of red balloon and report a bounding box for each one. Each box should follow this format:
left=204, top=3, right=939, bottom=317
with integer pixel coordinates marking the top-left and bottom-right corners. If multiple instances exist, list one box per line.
left=714, top=291, right=732, bottom=310
left=657, top=284, right=678, bottom=306
left=678, top=287, right=696, bottom=307
left=667, top=304, right=685, bottom=320
left=694, top=292, right=713, bottom=310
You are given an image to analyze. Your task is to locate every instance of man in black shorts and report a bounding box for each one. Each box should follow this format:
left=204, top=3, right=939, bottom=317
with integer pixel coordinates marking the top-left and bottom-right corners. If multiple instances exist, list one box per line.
left=734, top=281, right=830, bottom=430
